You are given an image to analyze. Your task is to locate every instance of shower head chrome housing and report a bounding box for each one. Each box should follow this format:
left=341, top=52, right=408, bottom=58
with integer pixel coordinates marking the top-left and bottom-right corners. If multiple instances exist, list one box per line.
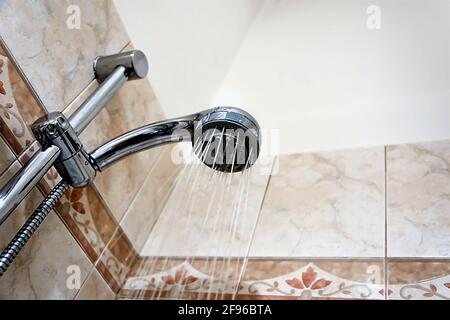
left=193, top=107, right=261, bottom=173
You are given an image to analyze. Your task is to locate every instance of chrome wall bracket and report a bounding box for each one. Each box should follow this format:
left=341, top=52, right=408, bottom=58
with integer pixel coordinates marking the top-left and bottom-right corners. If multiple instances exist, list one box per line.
left=32, top=112, right=96, bottom=188
left=0, top=50, right=149, bottom=224
left=94, top=50, right=149, bottom=83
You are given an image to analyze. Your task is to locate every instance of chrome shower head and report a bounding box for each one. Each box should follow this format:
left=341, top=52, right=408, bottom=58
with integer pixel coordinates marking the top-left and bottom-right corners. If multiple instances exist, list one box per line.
left=193, top=107, right=261, bottom=173
left=90, top=106, right=261, bottom=174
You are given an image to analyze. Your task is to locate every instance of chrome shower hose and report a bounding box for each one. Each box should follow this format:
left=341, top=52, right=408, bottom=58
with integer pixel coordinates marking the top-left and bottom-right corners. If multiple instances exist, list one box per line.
left=0, top=181, right=69, bottom=276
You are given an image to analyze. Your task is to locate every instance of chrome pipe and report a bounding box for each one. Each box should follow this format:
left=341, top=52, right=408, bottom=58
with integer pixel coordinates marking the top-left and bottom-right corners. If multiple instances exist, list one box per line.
left=91, top=115, right=196, bottom=170
left=69, top=66, right=127, bottom=134
left=0, top=146, right=61, bottom=224
left=69, top=50, right=149, bottom=134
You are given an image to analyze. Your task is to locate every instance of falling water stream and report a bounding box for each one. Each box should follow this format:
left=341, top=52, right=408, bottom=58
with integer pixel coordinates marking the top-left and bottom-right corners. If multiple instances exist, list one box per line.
left=121, top=130, right=263, bottom=300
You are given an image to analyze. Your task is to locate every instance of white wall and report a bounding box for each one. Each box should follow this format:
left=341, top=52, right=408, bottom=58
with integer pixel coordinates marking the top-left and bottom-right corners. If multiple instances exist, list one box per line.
left=216, top=0, right=450, bottom=154
left=116, top=0, right=450, bottom=155
left=114, top=0, right=263, bottom=118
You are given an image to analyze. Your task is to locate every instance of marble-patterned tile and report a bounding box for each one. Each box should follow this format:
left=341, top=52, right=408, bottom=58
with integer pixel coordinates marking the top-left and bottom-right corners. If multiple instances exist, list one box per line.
left=141, top=157, right=273, bottom=257
left=387, top=260, right=450, bottom=300
left=250, top=147, right=385, bottom=258
left=387, top=141, right=450, bottom=257
left=120, top=145, right=182, bottom=253
left=238, top=259, right=385, bottom=300
left=0, top=0, right=129, bottom=112
left=0, top=46, right=44, bottom=155
left=76, top=268, right=115, bottom=300
left=237, top=259, right=386, bottom=300
left=78, top=77, right=167, bottom=223
left=0, top=135, right=16, bottom=175
left=0, top=188, right=92, bottom=299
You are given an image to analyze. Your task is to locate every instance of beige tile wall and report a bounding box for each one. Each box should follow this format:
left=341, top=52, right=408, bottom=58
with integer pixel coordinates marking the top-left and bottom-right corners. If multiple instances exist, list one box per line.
left=251, top=147, right=385, bottom=258
left=0, top=0, right=129, bottom=112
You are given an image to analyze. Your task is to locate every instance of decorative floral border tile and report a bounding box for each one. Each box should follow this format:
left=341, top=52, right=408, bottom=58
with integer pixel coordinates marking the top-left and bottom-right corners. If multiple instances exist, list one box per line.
left=0, top=50, right=43, bottom=155
left=119, top=258, right=245, bottom=300
left=387, top=260, right=450, bottom=300
left=237, top=260, right=386, bottom=300
left=387, top=276, right=450, bottom=300
left=118, top=258, right=388, bottom=300
left=95, top=227, right=139, bottom=293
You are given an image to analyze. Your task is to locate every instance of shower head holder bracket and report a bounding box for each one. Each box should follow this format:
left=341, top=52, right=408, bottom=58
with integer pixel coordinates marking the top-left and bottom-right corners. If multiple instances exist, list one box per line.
left=0, top=50, right=149, bottom=224
left=32, top=112, right=96, bottom=188
left=94, top=50, right=149, bottom=83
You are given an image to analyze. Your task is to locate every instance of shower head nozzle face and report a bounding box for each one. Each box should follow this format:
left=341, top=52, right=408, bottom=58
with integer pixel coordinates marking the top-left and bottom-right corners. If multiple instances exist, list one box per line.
left=193, top=107, right=261, bottom=173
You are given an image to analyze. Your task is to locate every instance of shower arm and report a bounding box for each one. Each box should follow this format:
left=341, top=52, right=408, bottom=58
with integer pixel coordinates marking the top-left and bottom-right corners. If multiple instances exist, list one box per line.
left=0, top=50, right=151, bottom=225
left=91, top=114, right=196, bottom=170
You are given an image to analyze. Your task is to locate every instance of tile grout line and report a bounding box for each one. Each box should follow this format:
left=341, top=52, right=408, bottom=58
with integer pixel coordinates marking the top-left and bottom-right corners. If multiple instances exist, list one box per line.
left=73, top=264, right=97, bottom=300
left=116, top=149, right=165, bottom=231
left=131, top=255, right=450, bottom=262
left=234, top=155, right=276, bottom=299
left=137, top=152, right=184, bottom=255
left=136, top=255, right=450, bottom=263
left=0, top=135, right=16, bottom=177
left=0, top=159, right=21, bottom=183
left=384, top=146, right=388, bottom=300
left=119, top=161, right=159, bottom=225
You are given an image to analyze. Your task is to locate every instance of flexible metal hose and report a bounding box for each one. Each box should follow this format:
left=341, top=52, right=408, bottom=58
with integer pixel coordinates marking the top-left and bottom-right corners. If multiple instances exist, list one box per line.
left=0, top=181, right=69, bottom=276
